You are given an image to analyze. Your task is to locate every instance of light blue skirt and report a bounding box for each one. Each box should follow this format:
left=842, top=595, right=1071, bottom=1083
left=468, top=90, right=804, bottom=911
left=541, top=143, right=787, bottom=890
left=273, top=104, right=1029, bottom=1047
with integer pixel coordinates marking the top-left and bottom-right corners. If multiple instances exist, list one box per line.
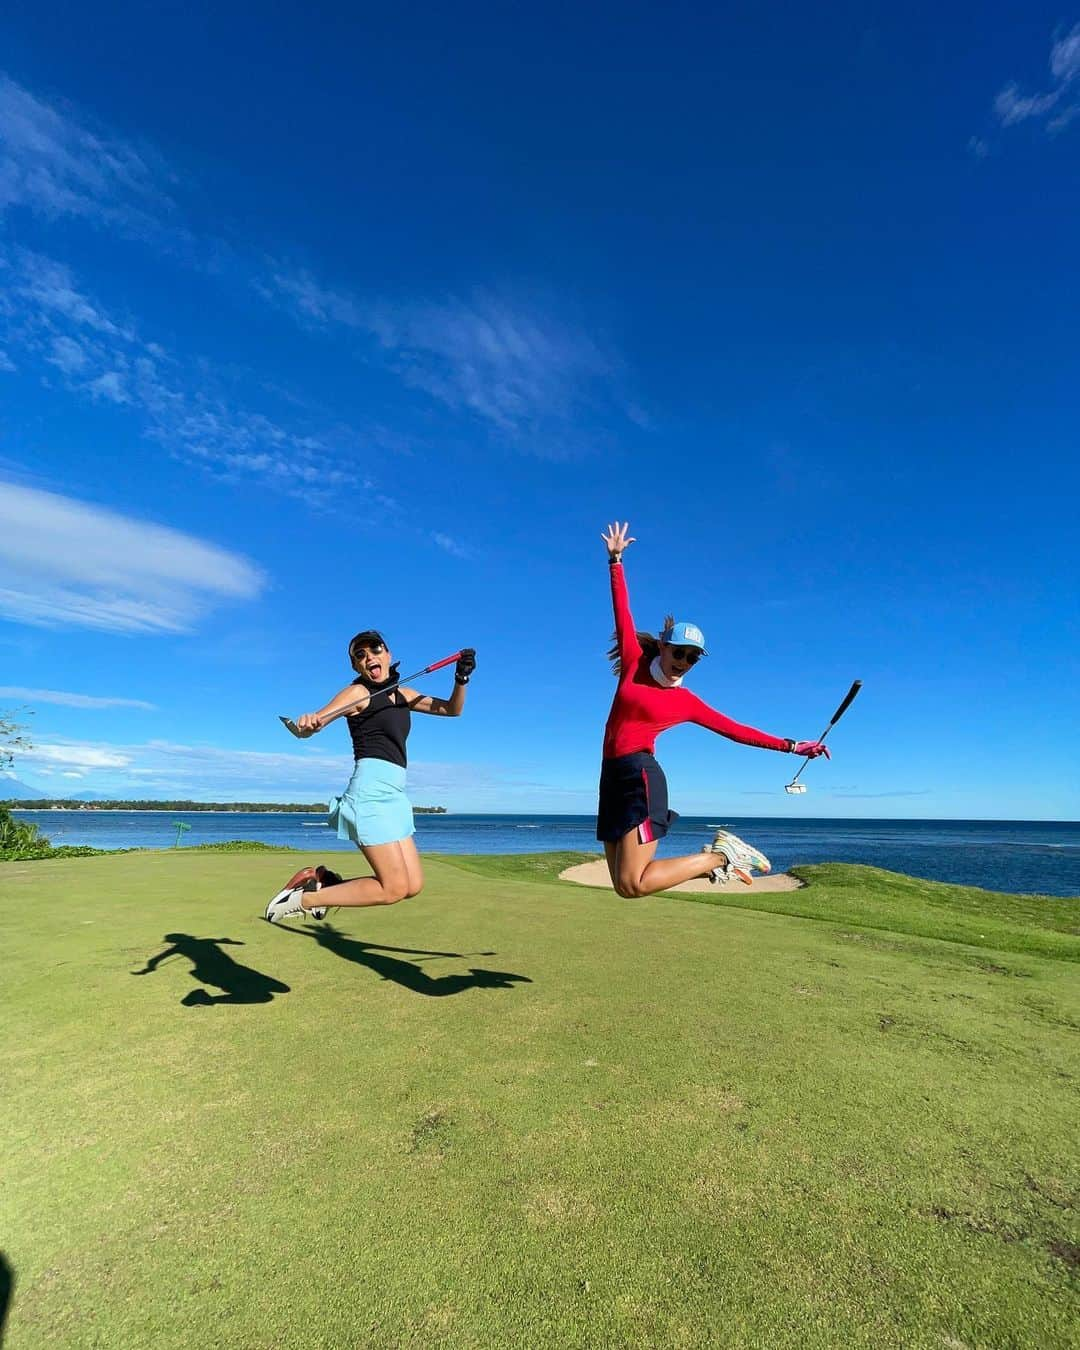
left=328, top=759, right=414, bottom=847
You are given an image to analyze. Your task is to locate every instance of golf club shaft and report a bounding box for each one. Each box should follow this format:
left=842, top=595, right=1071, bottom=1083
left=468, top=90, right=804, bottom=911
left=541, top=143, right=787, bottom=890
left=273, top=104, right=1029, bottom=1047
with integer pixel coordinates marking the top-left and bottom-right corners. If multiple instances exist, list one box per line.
left=788, top=679, right=863, bottom=786
left=281, top=651, right=463, bottom=738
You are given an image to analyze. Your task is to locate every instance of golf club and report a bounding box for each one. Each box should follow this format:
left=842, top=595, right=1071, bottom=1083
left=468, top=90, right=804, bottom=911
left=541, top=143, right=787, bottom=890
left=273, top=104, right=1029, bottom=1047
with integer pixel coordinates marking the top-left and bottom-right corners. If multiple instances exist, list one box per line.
left=785, top=679, right=862, bottom=794
left=280, top=650, right=464, bottom=738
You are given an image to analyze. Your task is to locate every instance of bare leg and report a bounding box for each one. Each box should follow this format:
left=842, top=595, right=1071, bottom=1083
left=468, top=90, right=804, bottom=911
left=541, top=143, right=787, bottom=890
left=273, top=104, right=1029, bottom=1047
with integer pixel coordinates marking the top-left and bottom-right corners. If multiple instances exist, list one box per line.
left=301, top=838, right=420, bottom=909
left=396, top=835, right=424, bottom=897
left=604, top=828, right=727, bottom=899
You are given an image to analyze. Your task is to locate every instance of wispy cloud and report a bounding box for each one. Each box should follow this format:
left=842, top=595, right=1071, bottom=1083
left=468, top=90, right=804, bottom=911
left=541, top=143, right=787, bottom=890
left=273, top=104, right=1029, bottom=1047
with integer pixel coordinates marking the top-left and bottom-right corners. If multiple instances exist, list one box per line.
left=10, top=736, right=525, bottom=804
left=257, top=268, right=364, bottom=327
left=0, top=482, right=264, bottom=634
left=0, top=73, right=171, bottom=228
left=432, top=532, right=471, bottom=558
left=990, top=23, right=1080, bottom=135
left=263, top=268, right=626, bottom=446
left=11, top=250, right=135, bottom=338
left=21, top=741, right=133, bottom=769
left=369, top=293, right=613, bottom=435
left=0, top=686, right=157, bottom=710
left=1, top=246, right=364, bottom=506
left=2, top=70, right=638, bottom=496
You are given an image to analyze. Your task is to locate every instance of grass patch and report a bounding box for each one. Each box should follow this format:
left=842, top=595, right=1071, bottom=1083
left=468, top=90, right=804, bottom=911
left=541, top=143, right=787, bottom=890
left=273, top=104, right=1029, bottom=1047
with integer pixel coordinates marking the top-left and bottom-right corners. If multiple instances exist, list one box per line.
left=679, top=863, right=1080, bottom=964
left=452, top=854, right=1080, bottom=962
left=3, top=852, right=1078, bottom=1348
left=429, top=849, right=598, bottom=884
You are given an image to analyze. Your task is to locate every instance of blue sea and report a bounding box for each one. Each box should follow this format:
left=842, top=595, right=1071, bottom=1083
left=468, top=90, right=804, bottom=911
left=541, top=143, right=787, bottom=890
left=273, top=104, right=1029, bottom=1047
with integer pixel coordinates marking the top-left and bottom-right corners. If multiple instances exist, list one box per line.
left=11, top=810, right=1080, bottom=897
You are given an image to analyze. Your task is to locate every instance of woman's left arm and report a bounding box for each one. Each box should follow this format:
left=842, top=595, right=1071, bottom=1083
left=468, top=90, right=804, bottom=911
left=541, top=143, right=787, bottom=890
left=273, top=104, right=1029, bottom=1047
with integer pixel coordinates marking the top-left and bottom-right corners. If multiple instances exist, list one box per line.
left=400, top=649, right=475, bottom=717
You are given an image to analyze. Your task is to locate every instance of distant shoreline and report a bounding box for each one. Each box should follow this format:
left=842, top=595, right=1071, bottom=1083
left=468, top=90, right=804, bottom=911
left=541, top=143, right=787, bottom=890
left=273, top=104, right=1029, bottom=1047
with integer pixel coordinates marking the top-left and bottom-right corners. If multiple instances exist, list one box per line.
left=5, top=804, right=449, bottom=814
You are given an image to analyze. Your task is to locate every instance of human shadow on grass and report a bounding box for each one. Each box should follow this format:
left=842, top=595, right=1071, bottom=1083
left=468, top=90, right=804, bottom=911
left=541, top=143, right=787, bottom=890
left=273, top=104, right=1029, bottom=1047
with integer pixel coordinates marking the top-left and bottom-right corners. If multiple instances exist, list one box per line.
left=0, top=1252, right=13, bottom=1348
left=274, top=921, right=531, bottom=998
left=132, top=934, right=290, bottom=1007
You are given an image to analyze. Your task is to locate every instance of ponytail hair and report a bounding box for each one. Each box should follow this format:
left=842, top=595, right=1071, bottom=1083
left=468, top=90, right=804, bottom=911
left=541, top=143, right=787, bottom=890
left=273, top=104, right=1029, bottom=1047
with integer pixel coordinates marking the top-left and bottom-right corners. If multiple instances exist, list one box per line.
left=607, top=614, right=674, bottom=676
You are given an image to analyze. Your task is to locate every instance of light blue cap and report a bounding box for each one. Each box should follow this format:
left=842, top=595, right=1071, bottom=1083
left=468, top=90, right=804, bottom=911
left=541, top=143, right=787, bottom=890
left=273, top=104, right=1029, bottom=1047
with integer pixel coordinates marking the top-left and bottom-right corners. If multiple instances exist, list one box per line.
left=662, top=621, right=707, bottom=655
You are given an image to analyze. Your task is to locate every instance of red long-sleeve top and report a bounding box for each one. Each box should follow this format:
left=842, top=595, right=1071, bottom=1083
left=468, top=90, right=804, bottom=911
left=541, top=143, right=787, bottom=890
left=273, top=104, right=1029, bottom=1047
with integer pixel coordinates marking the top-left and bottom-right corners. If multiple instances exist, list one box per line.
left=602, top=561, right=790, bottom=760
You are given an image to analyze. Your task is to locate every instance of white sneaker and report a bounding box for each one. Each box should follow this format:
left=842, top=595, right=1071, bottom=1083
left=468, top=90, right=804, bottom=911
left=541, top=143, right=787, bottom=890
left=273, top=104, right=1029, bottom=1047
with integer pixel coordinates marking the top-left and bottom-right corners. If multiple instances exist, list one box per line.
left=265, top=878, right=323, bottom=923
left=264, top=869, right=325, bottom=923
left=703, top=828, right=771, bottom=886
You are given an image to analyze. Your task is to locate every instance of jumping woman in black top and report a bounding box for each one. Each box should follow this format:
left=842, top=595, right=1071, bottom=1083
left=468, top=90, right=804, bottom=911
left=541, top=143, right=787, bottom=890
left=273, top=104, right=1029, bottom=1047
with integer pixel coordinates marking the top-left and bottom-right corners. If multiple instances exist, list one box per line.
left=265, top=631, right=476, bottom=922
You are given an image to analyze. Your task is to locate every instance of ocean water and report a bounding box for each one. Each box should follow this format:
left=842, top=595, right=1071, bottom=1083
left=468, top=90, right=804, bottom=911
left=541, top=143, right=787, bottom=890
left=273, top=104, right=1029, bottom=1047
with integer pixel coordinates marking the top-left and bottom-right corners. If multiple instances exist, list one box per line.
left=10, top=810, right=1080, bottom=897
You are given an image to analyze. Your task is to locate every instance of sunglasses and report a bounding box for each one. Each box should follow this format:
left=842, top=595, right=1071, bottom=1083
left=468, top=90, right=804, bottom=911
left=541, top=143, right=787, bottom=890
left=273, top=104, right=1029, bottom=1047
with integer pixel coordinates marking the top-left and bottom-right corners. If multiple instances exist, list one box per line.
left=352, top=641, right=386, bottom=657
left=667, top=646, right=702, bottom=665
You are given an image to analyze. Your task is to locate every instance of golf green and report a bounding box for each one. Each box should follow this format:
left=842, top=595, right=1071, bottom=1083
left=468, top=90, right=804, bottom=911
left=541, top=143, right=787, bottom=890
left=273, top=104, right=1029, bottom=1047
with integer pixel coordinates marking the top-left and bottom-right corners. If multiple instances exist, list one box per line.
left=3, top=850, right=1078, bottom=1348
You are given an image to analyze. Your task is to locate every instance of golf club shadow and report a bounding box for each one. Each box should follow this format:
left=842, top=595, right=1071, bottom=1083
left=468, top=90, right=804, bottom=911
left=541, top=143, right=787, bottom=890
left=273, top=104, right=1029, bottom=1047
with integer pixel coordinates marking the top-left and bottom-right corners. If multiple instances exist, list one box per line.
left=274, top=921, right=531, bottom=998
left=132, top=934, right=290, bottom=1007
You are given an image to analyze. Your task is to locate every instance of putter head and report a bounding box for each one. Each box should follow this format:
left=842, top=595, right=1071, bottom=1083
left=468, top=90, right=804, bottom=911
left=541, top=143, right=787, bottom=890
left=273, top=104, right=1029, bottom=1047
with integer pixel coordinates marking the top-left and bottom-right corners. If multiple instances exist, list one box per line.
left=279, top=715, right=302, bottom=738
left=785, top=783, right=807, bottom=795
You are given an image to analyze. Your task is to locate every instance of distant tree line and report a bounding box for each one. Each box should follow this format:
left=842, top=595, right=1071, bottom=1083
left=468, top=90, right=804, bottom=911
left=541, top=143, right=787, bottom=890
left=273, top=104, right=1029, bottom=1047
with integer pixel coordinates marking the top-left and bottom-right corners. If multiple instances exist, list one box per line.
left=2, top=799, right=447, bottom=812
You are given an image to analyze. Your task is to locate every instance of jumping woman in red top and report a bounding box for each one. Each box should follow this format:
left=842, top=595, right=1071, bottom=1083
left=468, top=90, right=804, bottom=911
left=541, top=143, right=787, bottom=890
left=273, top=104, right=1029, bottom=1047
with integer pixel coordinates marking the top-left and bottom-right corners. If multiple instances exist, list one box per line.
left=598, top=521, right=830, bottom=897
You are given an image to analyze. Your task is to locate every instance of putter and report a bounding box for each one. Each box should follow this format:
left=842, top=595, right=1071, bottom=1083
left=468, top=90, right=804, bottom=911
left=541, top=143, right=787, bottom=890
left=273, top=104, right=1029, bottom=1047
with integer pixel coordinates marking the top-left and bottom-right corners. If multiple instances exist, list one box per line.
left=785, top=679, right=862, bottom=794
left=280, top=651, right=464, bottom=738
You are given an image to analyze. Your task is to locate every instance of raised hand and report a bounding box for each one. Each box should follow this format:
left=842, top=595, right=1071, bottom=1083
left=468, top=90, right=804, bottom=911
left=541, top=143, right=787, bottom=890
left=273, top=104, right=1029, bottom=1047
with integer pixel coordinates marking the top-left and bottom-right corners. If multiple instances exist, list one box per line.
left=601, top=521, right=636, bottom=560
left=793, top=740, right=831, bottom=760
left=455, top=649, right=477, bottom=683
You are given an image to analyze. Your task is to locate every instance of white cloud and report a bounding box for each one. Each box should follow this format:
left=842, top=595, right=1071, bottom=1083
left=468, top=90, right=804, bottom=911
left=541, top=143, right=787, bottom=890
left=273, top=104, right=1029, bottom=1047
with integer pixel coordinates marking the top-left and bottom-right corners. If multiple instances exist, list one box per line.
left=264, top=269, right=621, bottom=442
left=1050, top=23, right=1080, bottom=81
left=0, top=349, right=14, bottom=371
left=0, top=482, right=264, bottom=633
left=85, top=369, right=129, bottom=403
left=1, top=247, right=370, bottom=509
left=991, top=23, right=1080, bottom=135
left=373, top=294, right=612, bottom=434
left=0, top=73, right=169, bottom=227
left=261, top=268, right=364, bottom=327
left=22, top=742, right=132, bottom=769
left=0, top=687, right=156, bottom=710
left=994, top=83, right=1061, bottom=126
left=5, top=733, right=566, bottom=806
left=46, top=335, right=88, bottom=373
left=11, top=250, right=135, bottom=339
left=432, top=532, right=470, bottom=558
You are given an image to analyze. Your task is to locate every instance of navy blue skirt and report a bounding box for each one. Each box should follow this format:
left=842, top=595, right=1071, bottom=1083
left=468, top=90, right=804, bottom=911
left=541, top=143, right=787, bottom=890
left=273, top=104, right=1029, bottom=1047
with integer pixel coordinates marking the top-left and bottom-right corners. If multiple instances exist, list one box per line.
left=596, top=751, right=679, bottom=843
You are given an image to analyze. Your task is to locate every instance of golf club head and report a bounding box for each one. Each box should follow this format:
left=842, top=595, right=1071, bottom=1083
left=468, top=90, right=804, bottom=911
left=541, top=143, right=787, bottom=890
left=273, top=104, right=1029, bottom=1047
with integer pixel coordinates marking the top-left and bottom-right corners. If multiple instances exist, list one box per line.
left=279, top=715, right=302, bottom=738
left=785, top=783, right=807, bottom=795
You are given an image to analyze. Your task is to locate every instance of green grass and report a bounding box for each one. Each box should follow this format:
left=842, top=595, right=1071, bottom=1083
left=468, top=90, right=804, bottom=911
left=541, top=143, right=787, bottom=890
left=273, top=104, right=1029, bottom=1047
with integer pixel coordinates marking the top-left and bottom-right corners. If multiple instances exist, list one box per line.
left=2, top=851, right=1078, bottom=1348
left=439, top=853, right=1080, bottom=963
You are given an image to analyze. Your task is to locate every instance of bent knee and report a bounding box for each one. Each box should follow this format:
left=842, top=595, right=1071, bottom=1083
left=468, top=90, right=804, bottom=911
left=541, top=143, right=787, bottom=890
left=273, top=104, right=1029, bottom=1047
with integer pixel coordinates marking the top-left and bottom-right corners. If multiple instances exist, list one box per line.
left=615, top=877, right=646, bottom=899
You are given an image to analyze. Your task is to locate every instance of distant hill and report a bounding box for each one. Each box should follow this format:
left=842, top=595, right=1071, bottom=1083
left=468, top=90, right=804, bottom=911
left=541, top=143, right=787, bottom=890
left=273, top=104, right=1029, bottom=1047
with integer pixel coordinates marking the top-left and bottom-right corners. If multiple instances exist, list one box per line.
left=0, top=777, right=53, bottom=801
left=0, top=779, right=114, bottom=803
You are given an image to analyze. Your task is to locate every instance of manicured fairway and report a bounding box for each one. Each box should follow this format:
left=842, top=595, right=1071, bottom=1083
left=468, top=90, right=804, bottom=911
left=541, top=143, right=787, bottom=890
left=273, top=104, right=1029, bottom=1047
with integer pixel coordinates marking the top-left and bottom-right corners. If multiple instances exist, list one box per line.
left=2, top=851, right=1078, bottom=1348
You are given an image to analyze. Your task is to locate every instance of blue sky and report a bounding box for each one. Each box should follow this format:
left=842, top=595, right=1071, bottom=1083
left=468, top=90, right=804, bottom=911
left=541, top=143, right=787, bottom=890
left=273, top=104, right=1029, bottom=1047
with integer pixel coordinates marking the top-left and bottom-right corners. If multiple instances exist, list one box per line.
left=1, top=2, right=1077, bottom=818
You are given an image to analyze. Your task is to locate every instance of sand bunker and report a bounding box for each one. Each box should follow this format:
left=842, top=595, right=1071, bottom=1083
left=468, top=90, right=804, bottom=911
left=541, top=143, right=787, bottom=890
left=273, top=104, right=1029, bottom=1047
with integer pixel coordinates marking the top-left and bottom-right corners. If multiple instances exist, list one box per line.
left=559, top=859, right=804, bottom=894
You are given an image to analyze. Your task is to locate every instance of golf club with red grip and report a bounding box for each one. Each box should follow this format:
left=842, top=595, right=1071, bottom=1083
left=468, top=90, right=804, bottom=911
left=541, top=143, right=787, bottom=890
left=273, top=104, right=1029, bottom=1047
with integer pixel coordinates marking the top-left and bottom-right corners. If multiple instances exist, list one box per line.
left=280, top=651, right=464, bottom=738
left=785, top=679, right=862, bottom=794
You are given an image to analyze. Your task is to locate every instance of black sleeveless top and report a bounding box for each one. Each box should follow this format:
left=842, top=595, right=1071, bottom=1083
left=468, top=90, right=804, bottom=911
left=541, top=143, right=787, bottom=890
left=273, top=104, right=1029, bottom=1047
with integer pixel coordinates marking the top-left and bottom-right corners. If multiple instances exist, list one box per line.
left=346, top=668, right=411, bottom=768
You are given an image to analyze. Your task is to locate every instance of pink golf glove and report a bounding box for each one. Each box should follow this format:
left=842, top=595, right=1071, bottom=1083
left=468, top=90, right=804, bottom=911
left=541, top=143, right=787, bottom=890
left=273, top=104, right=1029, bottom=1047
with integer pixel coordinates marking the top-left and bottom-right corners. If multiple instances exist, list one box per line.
left=793, top=740, right=831, bottom=759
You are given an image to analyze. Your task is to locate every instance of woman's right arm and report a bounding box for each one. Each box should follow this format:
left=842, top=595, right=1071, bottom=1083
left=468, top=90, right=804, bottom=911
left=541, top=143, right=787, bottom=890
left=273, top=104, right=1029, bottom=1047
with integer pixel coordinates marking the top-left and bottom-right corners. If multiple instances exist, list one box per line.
left=601, top=520, right=642, bottom=671
left=296, top=683, right=369, bottom=735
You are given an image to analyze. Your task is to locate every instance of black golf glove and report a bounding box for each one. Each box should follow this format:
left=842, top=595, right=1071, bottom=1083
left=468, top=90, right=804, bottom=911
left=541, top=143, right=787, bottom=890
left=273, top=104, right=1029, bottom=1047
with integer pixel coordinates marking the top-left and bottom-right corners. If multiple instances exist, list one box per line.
left=455, top=648, right=477, bottom=684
